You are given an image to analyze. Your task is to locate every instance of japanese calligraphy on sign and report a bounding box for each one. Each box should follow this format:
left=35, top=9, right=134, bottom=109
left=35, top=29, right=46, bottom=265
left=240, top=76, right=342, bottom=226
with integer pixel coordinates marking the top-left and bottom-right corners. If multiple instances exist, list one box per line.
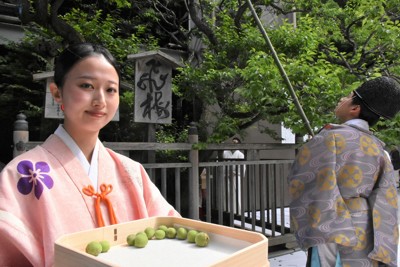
left=134, top=58, right=172, bottom=124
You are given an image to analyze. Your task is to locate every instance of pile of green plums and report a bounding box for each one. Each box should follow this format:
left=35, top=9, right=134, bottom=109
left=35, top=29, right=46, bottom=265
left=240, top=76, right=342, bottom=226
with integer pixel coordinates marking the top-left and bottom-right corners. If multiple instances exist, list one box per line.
left=126, top=225, right=210, bottom=248
left=85, top=225, right=210, bottom=256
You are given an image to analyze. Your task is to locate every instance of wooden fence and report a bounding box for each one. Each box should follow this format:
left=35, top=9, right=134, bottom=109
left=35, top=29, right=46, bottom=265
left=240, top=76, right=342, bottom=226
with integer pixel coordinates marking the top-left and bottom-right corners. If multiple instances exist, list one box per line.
left=23, top=133, right=299, bottom=252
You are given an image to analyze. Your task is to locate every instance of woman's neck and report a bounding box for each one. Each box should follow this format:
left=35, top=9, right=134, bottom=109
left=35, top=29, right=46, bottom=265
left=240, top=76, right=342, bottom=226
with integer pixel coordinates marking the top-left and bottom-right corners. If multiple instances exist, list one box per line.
left=62, top=125, right=99, bottom=161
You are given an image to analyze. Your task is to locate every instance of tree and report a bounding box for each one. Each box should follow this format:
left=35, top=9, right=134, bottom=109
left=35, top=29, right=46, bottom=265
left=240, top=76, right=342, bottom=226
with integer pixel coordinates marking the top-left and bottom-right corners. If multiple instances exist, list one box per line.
left=1, top=0, right=400, bottom=164
left=176, top=0, right=400, bottom=146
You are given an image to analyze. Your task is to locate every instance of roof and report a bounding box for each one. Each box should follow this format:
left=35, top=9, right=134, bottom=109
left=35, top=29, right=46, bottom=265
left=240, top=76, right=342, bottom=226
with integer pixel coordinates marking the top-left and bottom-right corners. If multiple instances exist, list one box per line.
left=127, top=50, right=184, bottom=68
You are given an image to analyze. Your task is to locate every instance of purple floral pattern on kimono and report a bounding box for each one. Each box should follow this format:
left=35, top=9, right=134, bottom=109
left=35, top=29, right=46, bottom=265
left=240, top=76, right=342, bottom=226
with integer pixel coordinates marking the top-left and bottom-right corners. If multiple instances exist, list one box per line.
left=17, top=160, right=54, bottom=199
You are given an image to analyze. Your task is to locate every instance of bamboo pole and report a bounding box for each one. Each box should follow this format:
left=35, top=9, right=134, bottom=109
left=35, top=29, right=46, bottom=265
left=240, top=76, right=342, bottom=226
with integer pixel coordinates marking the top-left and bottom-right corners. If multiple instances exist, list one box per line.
left=246, top=0, right=314, bottom=137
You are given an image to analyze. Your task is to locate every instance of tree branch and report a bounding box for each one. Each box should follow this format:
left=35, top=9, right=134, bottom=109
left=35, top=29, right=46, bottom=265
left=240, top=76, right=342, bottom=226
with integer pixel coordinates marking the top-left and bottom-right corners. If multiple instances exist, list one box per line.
left=50, top=0, right=84, bottom=44
left=187, top=0, right=218, bottom=46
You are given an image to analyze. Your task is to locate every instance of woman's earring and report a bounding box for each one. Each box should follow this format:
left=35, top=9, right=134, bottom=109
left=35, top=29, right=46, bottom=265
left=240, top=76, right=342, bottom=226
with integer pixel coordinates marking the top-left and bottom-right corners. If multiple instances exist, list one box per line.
left=60, top=104, right=64, bottom=111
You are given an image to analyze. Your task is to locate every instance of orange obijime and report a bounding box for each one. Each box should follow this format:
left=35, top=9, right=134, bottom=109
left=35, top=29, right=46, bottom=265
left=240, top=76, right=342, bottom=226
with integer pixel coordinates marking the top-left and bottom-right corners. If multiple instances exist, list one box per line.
left=0, top=133, right=180, bottom=267
left=83, top=183, right=118, bottom=227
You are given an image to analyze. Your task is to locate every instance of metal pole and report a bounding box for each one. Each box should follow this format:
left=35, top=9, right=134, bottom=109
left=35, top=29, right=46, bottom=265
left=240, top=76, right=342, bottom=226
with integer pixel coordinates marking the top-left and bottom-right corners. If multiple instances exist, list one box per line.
left=245, top=0, right=314, bottom=137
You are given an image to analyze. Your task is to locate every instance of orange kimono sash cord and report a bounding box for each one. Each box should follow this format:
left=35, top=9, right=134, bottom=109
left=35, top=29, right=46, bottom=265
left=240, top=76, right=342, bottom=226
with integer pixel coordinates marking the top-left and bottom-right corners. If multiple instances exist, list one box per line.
left=82, top=183, right=118, bottom=227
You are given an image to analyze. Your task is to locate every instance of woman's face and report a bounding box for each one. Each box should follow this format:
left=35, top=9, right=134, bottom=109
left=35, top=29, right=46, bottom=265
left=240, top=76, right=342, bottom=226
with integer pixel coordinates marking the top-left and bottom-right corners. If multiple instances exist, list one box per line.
left=58, top=55, right=119, bottom=136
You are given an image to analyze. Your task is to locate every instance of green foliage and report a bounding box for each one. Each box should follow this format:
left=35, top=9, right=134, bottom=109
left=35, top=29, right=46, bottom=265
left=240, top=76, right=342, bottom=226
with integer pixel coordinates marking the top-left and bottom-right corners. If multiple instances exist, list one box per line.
left=374, top=116, right=400, bottom=148
left=175, top=0, right=400, bottom=146
left=2, top=0, right=400, bottom=163
left=61, top=8, right=143, bottom=76
left=111, top=0, right=131, bottom=8
left=155, top=123, right=189, bottom=162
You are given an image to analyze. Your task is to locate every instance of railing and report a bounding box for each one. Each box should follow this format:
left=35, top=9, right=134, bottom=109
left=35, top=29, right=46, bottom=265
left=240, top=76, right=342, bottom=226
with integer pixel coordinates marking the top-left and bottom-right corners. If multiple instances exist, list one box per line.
left=23, top=139, right=298, bottom=250
left=100, top=141, right=298, bottom=249
left=199, top=159, right=295, bottom=247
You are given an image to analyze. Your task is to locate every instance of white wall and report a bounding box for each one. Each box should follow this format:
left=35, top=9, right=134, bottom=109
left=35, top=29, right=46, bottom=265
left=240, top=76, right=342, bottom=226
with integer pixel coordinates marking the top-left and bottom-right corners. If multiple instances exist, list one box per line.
left=239, top=120, right=296, bottom=160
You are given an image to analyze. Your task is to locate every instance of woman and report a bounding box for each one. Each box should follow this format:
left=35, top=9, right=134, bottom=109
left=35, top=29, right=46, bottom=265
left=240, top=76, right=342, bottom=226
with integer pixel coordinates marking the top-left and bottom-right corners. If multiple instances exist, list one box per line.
left=0, top=43, right=179, bottom=266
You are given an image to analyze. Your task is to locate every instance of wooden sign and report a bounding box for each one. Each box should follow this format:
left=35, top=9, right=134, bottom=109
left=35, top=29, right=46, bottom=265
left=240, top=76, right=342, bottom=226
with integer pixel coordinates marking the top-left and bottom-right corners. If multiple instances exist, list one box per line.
left=128, top=50, right=184, bottom=124
left=133, top=58, right=172, bottom=124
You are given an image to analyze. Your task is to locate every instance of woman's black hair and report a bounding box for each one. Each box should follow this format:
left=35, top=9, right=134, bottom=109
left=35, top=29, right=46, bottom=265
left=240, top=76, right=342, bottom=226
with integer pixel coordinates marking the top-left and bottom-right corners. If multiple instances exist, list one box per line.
left=53, top=43, right=120, bottom=88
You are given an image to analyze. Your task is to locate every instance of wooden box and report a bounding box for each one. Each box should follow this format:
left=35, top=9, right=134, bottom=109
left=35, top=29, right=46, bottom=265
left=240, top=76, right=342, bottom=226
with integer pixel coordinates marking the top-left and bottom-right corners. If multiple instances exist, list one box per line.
left=55, top=216, right=269, bottom=267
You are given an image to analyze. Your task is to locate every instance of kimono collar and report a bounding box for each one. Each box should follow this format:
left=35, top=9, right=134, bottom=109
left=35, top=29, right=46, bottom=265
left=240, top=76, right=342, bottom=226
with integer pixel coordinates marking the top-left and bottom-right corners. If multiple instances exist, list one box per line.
left=54, top=125, right=99, bottom=189
left=344, top=119, right=369, bottom=131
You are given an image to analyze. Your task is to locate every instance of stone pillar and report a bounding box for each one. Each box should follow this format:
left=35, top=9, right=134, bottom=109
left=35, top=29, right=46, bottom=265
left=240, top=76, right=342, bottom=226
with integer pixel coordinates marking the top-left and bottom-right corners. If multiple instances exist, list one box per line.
left=13, top=113, right=29, bottom=158
left=188, top=122, right=199, bottom=219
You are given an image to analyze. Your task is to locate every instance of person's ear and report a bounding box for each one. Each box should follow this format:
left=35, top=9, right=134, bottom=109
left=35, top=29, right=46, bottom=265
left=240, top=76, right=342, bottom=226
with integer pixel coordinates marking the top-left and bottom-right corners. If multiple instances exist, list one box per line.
left=350, top=104, right=361, bottom=117
left=49, top=83, right=62, bottom=104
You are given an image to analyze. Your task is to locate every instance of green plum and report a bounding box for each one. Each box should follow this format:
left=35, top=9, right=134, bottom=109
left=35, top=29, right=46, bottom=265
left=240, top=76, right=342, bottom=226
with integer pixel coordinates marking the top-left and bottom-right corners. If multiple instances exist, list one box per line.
left=85, top=241, right=102, bottom=256
left=158, top=225, right=168, bottom=232
left=145, top=227, right=156, bottom=239
left=166, top=227, right=177, bottom=239
left=134, top=232, right=149, bottom=248
left=154, top=229, right=166, bottom=240
left=195, top=232, right=210, bottom=247
left=100, top=240, right=110, bottom=252
left=126, top=234, right=136, bottom=246
left=187, top=229, right=198, bottom=243
left=176, top=227, right=188, bottom=240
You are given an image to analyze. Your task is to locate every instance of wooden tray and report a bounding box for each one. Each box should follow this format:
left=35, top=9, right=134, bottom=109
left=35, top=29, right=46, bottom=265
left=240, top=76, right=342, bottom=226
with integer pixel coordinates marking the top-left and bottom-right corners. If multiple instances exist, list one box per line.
left=55, top=216, right=269, bottom=267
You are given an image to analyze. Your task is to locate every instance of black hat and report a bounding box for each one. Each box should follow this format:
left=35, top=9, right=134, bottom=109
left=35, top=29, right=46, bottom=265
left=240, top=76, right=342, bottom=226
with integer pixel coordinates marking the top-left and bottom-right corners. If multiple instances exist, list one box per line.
left=353, top=76, right=400, bottom=119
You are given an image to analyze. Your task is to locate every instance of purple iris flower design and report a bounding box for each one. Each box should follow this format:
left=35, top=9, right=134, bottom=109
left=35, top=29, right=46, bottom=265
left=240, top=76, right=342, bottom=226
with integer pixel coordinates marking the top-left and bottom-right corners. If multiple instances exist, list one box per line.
left=17, top=160, right=54, bottom=199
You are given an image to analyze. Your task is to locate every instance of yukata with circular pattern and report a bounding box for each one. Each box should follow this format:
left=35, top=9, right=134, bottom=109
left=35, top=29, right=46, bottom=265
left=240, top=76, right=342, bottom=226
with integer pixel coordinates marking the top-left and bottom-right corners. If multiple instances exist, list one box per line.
left=289, top=123, right=398, bottom=267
